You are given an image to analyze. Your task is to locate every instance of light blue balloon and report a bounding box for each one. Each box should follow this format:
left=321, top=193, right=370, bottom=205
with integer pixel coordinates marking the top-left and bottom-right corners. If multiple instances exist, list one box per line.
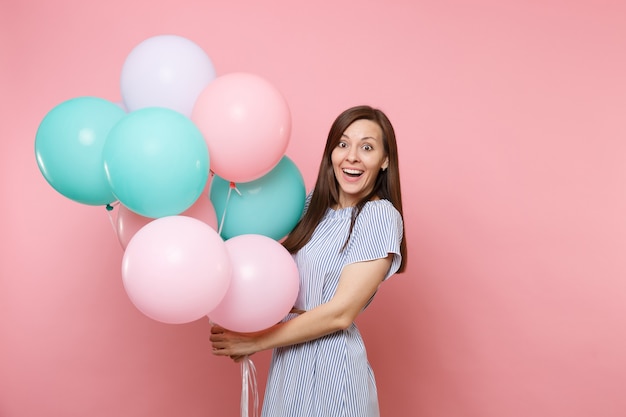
left=34, top=96, right=126, bottom=205
left=210, top=156, right=306, bottom=240
left=103, top=107, right=209, bottom=218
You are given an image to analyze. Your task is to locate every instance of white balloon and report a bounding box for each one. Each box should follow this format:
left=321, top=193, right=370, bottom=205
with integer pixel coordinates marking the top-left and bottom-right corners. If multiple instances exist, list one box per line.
left=120, top=35, right=216, bottom=117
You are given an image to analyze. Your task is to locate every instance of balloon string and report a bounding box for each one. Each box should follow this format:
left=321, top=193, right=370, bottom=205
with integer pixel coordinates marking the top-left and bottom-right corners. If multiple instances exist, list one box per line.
left=105, top=201, right=120, bottom=238
left=240, top=356, right=259, bottom=417
left=218, top=182, right=241, bottom=236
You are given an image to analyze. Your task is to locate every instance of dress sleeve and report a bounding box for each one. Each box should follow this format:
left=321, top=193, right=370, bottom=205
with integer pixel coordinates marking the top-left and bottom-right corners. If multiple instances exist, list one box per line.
left=344, top=200, right=403, bottom=281
left=302, top=191, right=313, bottom=214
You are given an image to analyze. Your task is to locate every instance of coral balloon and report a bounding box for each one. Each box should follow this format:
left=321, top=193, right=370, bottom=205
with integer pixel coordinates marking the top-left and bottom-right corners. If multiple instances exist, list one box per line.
left=35, top=96, right=126, bottom=205
left=122, top=216, right=231, bottom=324
left=116, top=185, right=218, bottom=249
left=120, top=34, right=216, bottom=117
left=210, top=156, right=306, bottom=240
left=209, top=234, right=299, bottom=332
left=116, top=204, right=150, bottom=250
left=192, top=72, right=291, bottom=183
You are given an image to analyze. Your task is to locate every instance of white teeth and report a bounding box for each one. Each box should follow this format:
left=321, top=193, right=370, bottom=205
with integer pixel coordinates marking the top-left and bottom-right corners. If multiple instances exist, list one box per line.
left=343, top=168, right=363, bottom=175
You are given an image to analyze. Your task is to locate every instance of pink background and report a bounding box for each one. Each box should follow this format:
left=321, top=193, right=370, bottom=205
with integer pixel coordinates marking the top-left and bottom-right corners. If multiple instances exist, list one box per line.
left=2, top=0, right=626, bottom=416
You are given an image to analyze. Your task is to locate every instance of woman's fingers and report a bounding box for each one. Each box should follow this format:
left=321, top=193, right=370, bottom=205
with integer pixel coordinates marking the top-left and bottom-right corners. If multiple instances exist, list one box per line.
left=211, top=339, right=232, bottom=355
left=210, top=324, right=226, bottom=334
left=209, top=324, right=258, bottom=358
left=209, top=324, right=231, bottom=343
left=209, top=324, right=231, bottom=355
left=209, top=332, right=225, bottom=343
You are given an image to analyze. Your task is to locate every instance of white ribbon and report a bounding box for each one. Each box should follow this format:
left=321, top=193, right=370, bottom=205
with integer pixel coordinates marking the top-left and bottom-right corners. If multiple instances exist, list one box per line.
left=105, top=201, right=120, bottom=237
left=240, top=356, right=259, bottom=417
left=218, top=182, right=241, bottom=236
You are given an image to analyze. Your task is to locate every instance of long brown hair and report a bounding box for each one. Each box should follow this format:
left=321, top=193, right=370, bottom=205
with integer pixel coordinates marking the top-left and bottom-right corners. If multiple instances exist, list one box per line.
left=283, top=105, right=407, bottom=273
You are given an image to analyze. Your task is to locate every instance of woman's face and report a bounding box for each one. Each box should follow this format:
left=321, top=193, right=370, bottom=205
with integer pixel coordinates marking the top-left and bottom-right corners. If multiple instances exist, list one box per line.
left=331, top=119, right=389, bottom=208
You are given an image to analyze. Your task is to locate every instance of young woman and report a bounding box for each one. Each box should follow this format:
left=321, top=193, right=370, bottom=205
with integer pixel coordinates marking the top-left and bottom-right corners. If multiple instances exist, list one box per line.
left=210, top=105, right=407, bottom=417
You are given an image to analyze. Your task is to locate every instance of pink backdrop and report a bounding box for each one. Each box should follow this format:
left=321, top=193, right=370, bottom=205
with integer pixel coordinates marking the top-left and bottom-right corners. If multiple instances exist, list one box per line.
left=2, top=1, right=626, bottom=416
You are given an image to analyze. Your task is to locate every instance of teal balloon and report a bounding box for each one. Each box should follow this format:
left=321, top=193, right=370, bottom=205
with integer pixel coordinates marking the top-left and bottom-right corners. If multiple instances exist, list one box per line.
left=103, top=107, right=209, bottom=218
left=34, top=96, right=126, bottom=205
left=210, top=156, right=306, bottom=240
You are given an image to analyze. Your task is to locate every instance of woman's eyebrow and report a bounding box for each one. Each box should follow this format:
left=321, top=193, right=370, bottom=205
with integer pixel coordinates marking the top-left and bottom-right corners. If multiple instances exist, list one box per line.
left=341, top=133, right=379, bottom=141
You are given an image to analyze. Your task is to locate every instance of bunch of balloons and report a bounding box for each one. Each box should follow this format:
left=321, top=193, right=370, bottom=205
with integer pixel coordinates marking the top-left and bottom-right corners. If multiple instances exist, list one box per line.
left=34, top=34, right=305, bottom=330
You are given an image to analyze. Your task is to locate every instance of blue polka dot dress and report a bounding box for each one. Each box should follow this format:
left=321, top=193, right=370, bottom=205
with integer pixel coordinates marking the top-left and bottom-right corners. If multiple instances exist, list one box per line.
left=261, top=199, right=404, bottom=417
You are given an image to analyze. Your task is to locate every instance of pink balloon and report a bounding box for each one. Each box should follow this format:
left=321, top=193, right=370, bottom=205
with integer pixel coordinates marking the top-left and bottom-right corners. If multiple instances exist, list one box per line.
left=122, top=216, right=231, bottom=324
left=116, top=184, right=218, bottom=250
left=191, top=72, right=291, bottom=183
left=184, top=190, right=218, bottom=229
left=209, top=234, right=299, bottom=332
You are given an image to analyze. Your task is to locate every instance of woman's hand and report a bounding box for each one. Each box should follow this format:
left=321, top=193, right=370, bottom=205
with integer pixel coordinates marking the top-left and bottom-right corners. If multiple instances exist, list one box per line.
left=208, top=257, right=391, bottom=360
left=209, top=324, right=266, bottom=360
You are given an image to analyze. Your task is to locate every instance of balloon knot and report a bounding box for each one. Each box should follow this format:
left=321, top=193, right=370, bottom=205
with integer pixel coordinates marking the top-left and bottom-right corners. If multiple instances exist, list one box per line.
left=105, top=204, right=114, bottom=212
left=229, top=181, right=236, bottom=189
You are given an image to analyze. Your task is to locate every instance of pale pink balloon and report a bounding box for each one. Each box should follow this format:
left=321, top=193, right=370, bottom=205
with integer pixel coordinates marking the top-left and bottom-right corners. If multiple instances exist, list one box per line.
left=116, top=185, right=218, bottom=250
left=191, top=72, right=291, bottom=183
left=122, top=216, right=231, bottom=324
left=209, top=234, right=299, bottom=332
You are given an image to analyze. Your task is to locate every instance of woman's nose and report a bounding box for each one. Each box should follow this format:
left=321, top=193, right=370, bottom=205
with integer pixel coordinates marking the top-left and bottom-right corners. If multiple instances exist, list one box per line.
left=346, top=147, right=359, bottom=162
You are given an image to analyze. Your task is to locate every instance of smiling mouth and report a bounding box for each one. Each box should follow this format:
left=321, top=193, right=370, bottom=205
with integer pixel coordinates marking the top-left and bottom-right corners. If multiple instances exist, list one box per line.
left=342, top=168, right=363, bottom=178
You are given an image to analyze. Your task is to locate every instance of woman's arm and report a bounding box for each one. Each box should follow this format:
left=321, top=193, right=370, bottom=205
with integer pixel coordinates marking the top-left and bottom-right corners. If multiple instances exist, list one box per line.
left=210, top=254, right=393, bottom=358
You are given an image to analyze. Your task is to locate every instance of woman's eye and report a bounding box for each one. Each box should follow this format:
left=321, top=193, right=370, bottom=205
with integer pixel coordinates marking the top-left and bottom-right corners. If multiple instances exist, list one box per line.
left=338, top=142, right=348, bottom=148
left=362, top=144, right=373, bottom=151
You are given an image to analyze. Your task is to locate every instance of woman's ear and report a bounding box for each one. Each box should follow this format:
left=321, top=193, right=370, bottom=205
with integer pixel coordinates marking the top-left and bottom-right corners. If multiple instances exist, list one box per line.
left=381, top=157, right=389, bottom=171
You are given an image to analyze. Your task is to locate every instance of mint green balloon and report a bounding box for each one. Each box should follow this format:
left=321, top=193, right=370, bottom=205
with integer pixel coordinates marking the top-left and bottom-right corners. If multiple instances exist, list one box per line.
left=103, top=107, right=209, bottom=218
left=34, top=96, right=126, bottom=205
left=210, top=156, right=306, bottom=240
